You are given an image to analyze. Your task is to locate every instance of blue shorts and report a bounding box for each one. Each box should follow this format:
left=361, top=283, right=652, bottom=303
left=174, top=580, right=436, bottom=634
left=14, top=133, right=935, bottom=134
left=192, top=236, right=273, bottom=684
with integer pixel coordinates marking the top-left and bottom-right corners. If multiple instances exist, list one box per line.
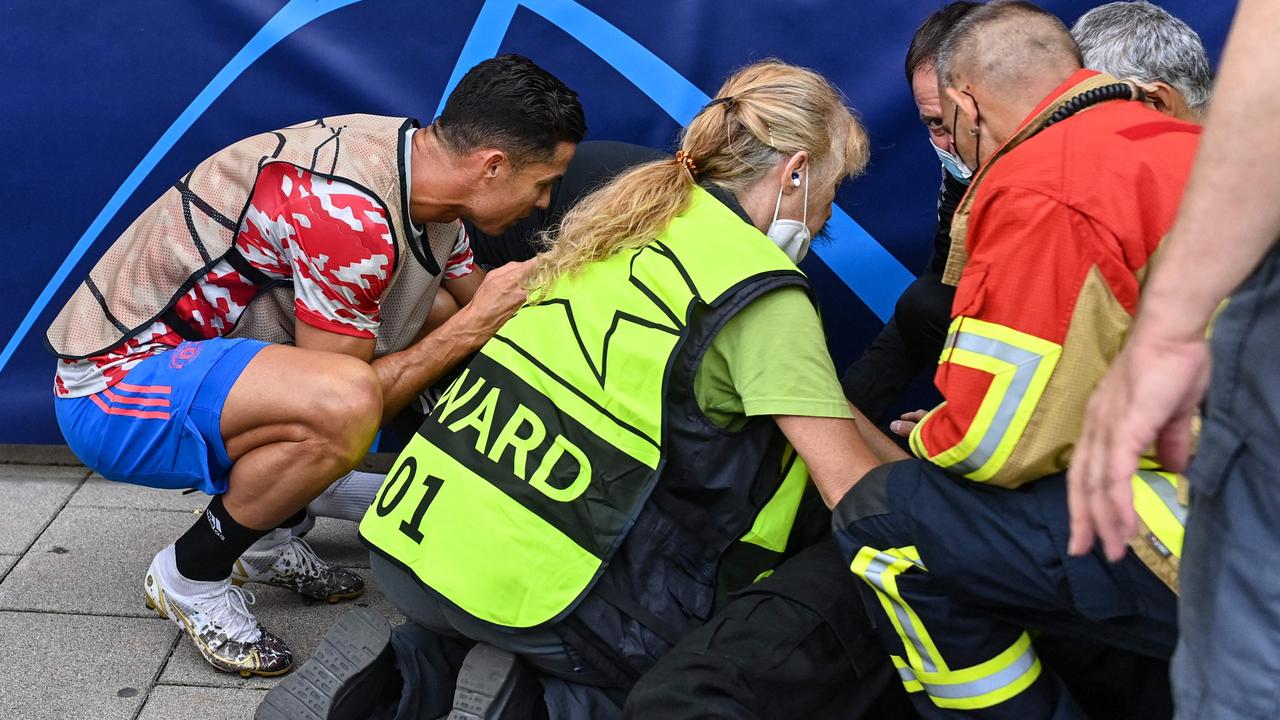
left=55, top=338, right=269, bottom=495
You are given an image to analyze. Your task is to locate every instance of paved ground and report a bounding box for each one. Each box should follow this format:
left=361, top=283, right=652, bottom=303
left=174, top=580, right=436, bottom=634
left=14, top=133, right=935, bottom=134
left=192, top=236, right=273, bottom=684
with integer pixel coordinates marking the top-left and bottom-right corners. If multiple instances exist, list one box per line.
left=0, top=448, right=404, bottom=720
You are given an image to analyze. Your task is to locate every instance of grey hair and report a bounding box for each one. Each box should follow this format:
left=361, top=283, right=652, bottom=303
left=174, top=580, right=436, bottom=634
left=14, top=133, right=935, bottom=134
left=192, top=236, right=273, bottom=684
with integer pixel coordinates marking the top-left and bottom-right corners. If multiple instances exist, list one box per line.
left=1072, top=1, right=1214, bottom=115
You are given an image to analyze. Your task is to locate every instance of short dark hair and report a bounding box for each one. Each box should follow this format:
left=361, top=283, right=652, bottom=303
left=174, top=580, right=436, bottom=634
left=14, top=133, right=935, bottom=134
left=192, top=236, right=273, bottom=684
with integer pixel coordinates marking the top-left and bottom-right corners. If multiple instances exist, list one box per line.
left=905, top=2, right=980, bottom=85
left=436, top=54, right=587, bottom=165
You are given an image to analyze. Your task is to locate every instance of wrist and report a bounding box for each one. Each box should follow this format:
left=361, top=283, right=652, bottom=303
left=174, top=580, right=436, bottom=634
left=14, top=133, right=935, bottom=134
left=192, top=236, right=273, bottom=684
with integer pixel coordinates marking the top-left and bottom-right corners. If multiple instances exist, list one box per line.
left=1134, top=281, right=1214, bottom=345
left=446, top=304, right=495, bottom=352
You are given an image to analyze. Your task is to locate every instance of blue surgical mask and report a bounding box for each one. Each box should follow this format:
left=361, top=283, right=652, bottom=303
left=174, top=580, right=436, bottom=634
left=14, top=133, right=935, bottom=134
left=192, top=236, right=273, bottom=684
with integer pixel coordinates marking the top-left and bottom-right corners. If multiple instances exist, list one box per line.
left=933, top=142, right=972, bottom=185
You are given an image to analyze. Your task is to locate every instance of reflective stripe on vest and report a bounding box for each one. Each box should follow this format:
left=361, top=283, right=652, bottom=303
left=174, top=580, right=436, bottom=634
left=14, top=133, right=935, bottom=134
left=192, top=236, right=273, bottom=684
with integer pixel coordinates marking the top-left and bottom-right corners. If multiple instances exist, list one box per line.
left=910, top=316, right=1062, bottom=482
left=360, top=186, right=805, bottom=629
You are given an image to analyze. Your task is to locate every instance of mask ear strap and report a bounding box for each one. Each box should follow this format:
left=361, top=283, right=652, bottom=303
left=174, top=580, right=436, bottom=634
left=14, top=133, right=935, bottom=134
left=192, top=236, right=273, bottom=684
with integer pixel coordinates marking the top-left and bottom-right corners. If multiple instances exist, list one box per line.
left=771, top=182, right=785, bottom=226
left=802, top=169, right=809, bottom=225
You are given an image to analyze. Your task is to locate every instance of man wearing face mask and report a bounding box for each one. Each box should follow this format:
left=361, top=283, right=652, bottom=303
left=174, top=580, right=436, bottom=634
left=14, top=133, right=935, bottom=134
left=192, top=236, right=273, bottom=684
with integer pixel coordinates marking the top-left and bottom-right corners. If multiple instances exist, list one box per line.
left=832, top=2, right=1201, bottom=717
left=841, top=2, right=976, bottom=424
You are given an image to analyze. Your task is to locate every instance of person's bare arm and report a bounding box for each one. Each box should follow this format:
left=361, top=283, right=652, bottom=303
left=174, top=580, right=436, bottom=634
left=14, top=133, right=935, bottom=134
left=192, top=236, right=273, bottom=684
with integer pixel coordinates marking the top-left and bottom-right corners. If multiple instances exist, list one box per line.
left=848, top=402, right=911, bottom=463
left=1140, top=0, right=1280, bottom=342
left=443, top=265, right=486, bottom=307
left=416, top=288, right=462, bottom=340
left=1069, top=0, right=1280, bottom=560
left=295, top=323, right=376, bottom=362
left=775, top=415, right=884, bottom=508
left=371, top=260, right=531, bottom=424
left=299, top=263, right=529, bottom=425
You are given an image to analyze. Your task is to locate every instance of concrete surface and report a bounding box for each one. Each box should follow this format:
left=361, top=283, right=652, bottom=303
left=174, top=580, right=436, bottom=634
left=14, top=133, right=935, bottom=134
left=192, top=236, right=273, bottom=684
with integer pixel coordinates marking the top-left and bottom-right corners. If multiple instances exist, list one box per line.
left=0, top=458, right=405, bottom=720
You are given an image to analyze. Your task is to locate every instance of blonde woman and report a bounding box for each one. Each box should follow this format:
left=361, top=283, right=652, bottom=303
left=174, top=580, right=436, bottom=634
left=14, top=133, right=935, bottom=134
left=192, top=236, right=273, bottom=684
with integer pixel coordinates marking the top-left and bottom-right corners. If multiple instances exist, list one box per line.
left=262, top=60, right=889, bottom=720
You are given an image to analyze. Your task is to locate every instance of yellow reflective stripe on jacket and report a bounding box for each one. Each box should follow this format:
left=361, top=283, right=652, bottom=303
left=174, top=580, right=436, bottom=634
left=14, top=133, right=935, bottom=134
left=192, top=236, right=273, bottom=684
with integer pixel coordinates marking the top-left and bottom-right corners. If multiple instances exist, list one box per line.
left=740, top=448, right=808, bottom=554
left=895, top=632, right=1043, bottom=710
left=911, top=317, right=1061, bottom=482
left=850, top=546, right=947, bottom=674
left=1132, top=470, right=1185, bottom=558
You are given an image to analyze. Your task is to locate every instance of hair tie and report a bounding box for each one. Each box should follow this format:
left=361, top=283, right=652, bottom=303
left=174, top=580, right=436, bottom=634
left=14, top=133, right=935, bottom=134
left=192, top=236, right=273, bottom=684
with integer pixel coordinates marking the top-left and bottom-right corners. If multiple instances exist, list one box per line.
left=703, top=95, right=736, bottom=112
left=674, top=149, right=698, bottom=174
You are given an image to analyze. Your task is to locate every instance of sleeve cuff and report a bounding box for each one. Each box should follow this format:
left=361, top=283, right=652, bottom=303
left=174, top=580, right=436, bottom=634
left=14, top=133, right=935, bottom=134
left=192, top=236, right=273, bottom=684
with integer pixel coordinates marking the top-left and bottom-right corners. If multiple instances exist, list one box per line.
left=740, top=396, right=855, bottom=420
left=293, top=304, right=377, bottom=339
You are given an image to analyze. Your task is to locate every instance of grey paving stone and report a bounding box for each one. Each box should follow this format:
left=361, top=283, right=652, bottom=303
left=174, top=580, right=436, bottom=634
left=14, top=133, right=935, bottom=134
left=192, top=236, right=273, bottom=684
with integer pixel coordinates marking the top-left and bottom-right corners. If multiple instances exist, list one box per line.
left=68, top=473, right=213, bottom=513
left=298, top=516, right=369, bottom=568
left=0, top=507, right=194, bottom=616
left=0, top=463, right=89, bottom=482
left=160, top=569, right=407, bottom=689
left=0, top=554, right=17, bottom=579
left=0, top=465, right=88, bottom=553
left=0, top=610, right=178, bottom=720
left=137, top=685, right=269, bottom=720
left=0, top=444, right=84, bottom=466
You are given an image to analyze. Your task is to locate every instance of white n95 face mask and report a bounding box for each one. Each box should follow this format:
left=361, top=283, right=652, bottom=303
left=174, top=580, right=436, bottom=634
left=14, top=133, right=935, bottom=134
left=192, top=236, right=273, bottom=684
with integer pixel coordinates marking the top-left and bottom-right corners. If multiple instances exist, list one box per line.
left=766, top=170, right=811, bottom=263
left=933, top=142, right=972, bottom=184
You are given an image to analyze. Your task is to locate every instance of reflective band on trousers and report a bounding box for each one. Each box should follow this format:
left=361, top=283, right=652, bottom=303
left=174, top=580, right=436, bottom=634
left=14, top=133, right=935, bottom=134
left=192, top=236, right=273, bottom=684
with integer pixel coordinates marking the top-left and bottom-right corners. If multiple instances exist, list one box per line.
left=891, top=655, right=924, bottom=693
left=851, top=547, right=945, bottom=674
left=854, top=547, right=1044, bottom=710
left=893, top=632, right=1042, bottom=710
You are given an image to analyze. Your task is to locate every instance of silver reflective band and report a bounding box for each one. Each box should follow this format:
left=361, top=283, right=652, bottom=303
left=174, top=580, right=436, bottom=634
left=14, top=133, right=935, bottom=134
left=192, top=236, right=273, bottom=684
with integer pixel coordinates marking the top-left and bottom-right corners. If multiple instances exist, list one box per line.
left=862, top=553, right=936, bottom=672
left=895, top=640, right=1040, bottom=702
left=919, top=640, right=1038, bottom=701
left=1136, top=471, right=1187, bottom=526
left=942, top=331, right=1046, bottom=475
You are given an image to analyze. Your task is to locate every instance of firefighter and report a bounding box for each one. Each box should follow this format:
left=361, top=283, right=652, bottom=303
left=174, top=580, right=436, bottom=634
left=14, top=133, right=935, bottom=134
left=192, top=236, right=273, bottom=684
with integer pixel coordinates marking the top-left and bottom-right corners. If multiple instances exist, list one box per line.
left=834, top=3, right=1200, bottom=717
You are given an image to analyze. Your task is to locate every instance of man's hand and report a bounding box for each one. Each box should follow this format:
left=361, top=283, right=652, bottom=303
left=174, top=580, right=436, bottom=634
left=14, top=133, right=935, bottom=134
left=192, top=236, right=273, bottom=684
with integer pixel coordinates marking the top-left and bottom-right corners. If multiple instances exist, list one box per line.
left=890, top=409, right=928, bottom=438
left=1067, top=329, right=1211, bottom=561
left=371, top=259, right=536, bottom=423
left=451, top=259, right=535, bottom=346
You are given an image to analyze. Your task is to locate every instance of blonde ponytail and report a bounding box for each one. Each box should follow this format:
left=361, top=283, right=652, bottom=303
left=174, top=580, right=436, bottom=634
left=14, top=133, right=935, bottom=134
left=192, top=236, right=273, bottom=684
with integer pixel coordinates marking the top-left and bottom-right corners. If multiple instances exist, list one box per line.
left=524, top=158, right=695, bottom=293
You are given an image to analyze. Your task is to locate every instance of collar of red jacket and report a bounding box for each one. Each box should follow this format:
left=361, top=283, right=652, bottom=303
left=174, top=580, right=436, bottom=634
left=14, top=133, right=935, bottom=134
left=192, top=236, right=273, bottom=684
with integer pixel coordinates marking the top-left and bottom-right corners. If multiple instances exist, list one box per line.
left=1019, top=68, right=1103, bottom=129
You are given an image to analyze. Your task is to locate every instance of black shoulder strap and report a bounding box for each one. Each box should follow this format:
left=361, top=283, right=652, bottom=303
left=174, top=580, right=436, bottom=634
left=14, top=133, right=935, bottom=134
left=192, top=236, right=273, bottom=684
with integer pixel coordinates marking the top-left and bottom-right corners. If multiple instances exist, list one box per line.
left=223, top=247, right=273, bottom=287
left=160, top=308, right=205, bottom=341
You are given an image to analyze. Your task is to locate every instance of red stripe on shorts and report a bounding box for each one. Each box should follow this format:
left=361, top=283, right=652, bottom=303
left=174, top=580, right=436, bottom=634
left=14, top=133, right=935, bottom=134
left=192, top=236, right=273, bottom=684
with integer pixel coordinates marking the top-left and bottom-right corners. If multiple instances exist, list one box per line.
left=103, top=388, right=171, bottom=408
left=90, top=393, right=171, bottom=420
left=114, top=382, right=173, bottom=394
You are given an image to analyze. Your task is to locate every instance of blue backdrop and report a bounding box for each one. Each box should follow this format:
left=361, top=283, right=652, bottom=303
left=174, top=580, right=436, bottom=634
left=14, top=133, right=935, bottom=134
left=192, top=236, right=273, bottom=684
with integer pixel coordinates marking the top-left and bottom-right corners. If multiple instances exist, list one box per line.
left=0, top=0, right=1232, bottom=443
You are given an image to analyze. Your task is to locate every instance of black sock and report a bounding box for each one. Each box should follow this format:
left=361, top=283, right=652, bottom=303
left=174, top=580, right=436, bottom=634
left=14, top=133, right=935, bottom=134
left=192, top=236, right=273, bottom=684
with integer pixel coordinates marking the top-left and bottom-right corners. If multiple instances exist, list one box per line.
left=277, top=506, right=308, bottom=529
left=174, top=495, right=270, bottom=581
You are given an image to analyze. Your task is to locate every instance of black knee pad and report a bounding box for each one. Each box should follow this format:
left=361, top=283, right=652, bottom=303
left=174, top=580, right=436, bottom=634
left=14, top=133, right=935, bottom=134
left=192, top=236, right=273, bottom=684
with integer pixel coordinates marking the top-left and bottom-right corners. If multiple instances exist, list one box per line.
left=832, top=462, right=898, bottom=531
